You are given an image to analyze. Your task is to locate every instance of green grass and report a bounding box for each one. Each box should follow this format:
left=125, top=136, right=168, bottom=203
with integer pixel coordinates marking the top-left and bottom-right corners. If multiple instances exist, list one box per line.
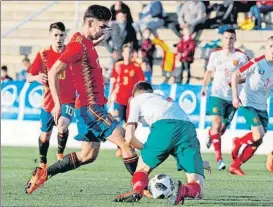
left=1, top=147, right=273, bottom=207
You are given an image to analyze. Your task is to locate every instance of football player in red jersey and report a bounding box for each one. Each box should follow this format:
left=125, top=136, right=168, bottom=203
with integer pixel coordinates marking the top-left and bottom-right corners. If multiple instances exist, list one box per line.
left=25, top=5, right=138, bottom=195
left=26, top=22, right=76, bottom=170
left=109, top=43, right=145, bottom=123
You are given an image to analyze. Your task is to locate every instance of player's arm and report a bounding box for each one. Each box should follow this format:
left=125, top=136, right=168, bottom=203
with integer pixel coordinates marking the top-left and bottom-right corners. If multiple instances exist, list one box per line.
left=49, top=41, right=84, bottom=123
left=237, top=55, right=250, bottom=85
left=27, top=52, right=47, bottom=84
left=125, top=98, right=143, bottom=150
left=48, top=60, right=67, bottom=105
left=108, top=66, right=118, bottom=104
left=231, top=70, right=241, bottom=108
left=125, top=124, right=143, bottom=150
left=201, top=70, right=212, bottom=94
left=232, top=60, right=255, bottom=108
left=137, top=65, right=145, bottom=81
left=201, top=52, right=215, bottom=96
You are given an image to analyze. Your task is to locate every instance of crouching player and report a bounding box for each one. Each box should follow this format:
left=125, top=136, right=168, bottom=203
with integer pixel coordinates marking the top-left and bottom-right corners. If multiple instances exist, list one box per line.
left=114, top=82, right=210, bottom=205
left=230, top=36, right=273, bottom=175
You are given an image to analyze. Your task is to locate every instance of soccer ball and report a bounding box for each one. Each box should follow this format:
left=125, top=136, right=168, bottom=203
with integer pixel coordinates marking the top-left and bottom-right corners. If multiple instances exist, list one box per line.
left=148, top=174, right=174, bottom=199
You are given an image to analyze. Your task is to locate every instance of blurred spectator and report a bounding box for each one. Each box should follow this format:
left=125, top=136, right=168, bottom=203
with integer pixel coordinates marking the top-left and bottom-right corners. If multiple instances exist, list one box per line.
left=106, top=9, right=138, bottom=55
left=141, top=58, right=152, bottom=83
left=202, top=0, right=236, bottom=29
left=109, top=43, right=144, bottom=123
left=141, top=28, right=156, bottom=72
left=110, top=1, right=133, bottom=24
left=234, top=1, right=257, bottom=13
left=1, top=65, right=13, bottom=83
left=133, top=0, right=165, bottom=37
left=17, top=57, right=30, bottom=81
left=250, top=1, right=273, bottom=29
left=22, top=57, right=31, bottom=70
left=177, top=0, right=207, bottom=34
left=175, top=27, right=196, bottom=84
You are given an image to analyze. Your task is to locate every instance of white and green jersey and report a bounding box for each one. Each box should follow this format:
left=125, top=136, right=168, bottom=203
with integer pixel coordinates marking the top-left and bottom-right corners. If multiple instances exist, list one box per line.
left=207, top=48, right=249, bottom=101
left=238, top=55, right=273, bottom=111
left=127, top=93, right=190, bottom=127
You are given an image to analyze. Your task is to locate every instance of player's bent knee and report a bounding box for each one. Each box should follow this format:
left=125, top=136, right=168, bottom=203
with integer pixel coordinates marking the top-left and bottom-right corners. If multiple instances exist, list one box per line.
left=78, top=143, right=100, bottom=164
left=40, top=132, right=51, bottom=143
left=57, top=117, right=70, bottom=133
left=252, top=126, right=265, bottom=141
left=57, top=125, right=69, bottom=134
left=78, top=151, right=98, bottom=164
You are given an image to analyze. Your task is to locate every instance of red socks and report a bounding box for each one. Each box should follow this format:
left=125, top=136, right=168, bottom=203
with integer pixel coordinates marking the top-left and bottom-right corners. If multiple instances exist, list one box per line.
left=132, top=171, right=149, bottom=192
left=239, top=145, right=257, bottom=163
left=239, top=132, right=254, bottom=145
left=180, top=182, right=201, bottom=198
left=232, top=132, right=257, bottom=168
left=209, top=130, right=222, bottom=162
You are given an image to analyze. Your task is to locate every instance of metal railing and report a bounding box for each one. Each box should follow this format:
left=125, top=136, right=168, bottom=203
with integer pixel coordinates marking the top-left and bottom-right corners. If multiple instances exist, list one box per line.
left=1, top=1, right=58, bottom=38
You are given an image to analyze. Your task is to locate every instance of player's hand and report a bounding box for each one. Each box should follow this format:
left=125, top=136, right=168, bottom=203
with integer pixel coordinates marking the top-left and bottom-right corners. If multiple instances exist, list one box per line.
left=36, top=73, right=47, bottom=84
left=232, top=97, right=240, bottom=108
left=115, top=147, right=122, bottom=157
left=93, top=34, right=106, bottom=46
left=203, top=160, right=211, bottom=174
left=52, top=103, right=61, bottom=125
left=201, top=87, right=206, bottom=96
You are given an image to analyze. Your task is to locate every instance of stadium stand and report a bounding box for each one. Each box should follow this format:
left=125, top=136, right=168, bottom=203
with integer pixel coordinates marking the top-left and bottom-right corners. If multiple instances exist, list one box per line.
left=1, top=1, right=273, bottom=84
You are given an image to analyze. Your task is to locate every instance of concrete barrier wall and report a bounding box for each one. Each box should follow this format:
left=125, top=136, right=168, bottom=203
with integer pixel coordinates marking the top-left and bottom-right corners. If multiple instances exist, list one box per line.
left=2, top=120, right=272, bottom=155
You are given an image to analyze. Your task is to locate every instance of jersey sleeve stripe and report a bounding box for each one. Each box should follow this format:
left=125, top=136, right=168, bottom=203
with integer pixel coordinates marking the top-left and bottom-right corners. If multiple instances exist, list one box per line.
left=239, top=55, right=265, bottom=74
left=239, top=61, right=254, bottom=74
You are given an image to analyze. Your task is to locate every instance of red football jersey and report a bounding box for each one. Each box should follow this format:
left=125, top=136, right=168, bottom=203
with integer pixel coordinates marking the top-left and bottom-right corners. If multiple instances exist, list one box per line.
left=28, top=46, right=76, bottom=112
left=59, top=33, right=107, bottom=107
left=111, top=61, right=145, bottom=105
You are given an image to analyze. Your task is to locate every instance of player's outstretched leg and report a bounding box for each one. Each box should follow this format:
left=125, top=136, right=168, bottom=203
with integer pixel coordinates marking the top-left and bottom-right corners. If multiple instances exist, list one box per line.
left=266, top=151, right=273, bottom=172
left=25, top=141, right=100, bottom=194
left=168, top=173, right=204, bottom=205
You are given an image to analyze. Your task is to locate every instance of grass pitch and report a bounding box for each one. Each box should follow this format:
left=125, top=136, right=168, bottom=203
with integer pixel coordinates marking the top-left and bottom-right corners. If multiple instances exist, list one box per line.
left=1, top=146, right=273, bottom=207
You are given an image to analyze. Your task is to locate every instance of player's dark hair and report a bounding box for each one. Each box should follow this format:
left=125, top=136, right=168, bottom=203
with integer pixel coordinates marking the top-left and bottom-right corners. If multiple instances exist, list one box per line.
left=22, top=57, right=30, bottom=63
left=224, top=29, right=236, bottom=35
left=116, top=8, right=127, bottom=15
left=133, top=81, right=153, bottom=95
left=268, top=36, right=273, bottom=41
left=122, top=42, right=133, bottom=50
left=83, top=5, right=112, bottom=22
left=49, top=22, right=66, bottom=32
left=1, top=65, right=8, bottom=72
